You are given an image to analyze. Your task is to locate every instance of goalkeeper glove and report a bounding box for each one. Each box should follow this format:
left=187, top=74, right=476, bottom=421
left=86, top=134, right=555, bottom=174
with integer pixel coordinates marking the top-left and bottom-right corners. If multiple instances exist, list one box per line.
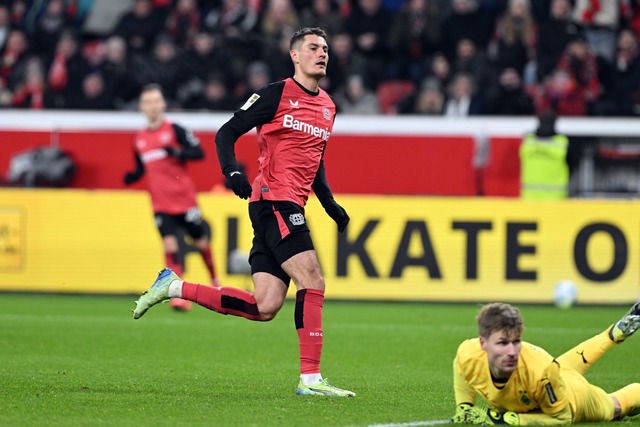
left=225, top=168, right=252, bottom=199
left=323, top=198, right=350, bottom=233
left=452, top=403, right=474, bottom=424
left=451, top=404, right=519, bottom=425
left=481, top=409, right=519, bottom=425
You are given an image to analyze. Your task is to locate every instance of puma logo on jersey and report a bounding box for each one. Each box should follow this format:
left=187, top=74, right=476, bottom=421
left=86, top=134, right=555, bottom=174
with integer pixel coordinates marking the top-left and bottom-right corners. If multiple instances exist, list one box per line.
left=577, top=350, right=588, bottom=364
left=289, top=99, right=299, bottom=108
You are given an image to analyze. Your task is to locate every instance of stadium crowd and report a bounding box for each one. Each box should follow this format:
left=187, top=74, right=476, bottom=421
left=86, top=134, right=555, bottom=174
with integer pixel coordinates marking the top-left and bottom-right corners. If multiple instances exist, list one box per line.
left=2, top=0, right=640, bottom=116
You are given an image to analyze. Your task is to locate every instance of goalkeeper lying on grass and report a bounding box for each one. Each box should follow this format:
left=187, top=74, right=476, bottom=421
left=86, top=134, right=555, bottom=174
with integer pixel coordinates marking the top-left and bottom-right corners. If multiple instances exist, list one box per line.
left=451, top=302, right=640, bottom=425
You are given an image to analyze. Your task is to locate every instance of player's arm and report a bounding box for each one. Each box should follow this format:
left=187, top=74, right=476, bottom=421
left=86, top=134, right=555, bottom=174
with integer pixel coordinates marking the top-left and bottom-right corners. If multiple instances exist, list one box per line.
left=456, top=407, right=570, bottom=426
left=516, top=409, right=571, bottom=425
left=470, top=405, right=571, bottom=426
left=518, top=360, right=572, bottom=425
left=453, top=355, right=477, bottom=406
left=451, top=350, right=482, bottom=424
left=215, top=82, right=282, bottom=199
left=123, top=151, right=145, bottom=185
left=168, top=124, right=204, bottom=160
left=312, top=159, right=349, bottom=233
left=312, top=95, right=349, bottom=232
left=451, top=345, right=516, bottom=425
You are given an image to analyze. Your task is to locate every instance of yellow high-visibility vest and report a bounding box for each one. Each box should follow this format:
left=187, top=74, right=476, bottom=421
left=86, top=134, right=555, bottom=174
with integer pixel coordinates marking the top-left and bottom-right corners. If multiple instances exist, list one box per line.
left=519, top=133, right=569, bottom=200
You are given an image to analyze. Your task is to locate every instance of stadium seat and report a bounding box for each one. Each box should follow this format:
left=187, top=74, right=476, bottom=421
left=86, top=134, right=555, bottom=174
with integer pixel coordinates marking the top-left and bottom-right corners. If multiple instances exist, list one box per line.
left=376, top=80, right=415, bottom=114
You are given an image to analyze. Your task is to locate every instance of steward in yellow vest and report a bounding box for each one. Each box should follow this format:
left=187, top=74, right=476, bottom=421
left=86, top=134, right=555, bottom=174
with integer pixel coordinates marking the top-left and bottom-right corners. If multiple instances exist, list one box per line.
left=519, top=111, right=569, bottom=200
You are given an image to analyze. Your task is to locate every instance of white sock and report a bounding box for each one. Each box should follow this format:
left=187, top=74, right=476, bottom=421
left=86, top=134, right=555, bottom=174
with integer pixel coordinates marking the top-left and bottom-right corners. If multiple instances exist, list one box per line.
left=300, top=373, right=323, bottom=386
left=168, top=280, right=184, bottom=298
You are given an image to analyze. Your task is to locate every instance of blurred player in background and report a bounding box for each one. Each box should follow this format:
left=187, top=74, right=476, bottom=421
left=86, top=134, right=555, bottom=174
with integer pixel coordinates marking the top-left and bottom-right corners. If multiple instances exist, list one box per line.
left=124, top=83, right=219, bottom=311
left=452, top=302, right=640, bottom=425
left=133, top=28, right=355, bottom=396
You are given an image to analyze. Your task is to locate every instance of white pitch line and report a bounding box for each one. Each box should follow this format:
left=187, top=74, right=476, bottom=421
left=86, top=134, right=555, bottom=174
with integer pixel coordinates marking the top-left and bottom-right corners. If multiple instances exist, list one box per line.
left=349, top=419, right=450, bottom=427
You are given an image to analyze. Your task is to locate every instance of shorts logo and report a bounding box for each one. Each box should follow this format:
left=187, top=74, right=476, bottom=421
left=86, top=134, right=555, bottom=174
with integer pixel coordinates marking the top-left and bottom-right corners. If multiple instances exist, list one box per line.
left=289, top=213, right=305, bottom=226
left=185, top=207, right=202, bottom=224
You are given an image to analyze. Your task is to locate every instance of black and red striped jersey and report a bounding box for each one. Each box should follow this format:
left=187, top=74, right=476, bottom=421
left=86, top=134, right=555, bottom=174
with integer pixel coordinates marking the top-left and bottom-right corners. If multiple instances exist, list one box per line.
left=216, top=77, right=337, bottom=207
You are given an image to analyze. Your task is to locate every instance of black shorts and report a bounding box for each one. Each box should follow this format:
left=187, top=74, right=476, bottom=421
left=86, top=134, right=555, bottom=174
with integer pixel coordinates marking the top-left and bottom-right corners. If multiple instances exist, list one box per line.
left=248, top=200, right=315, bottom=286
left=155, top=207, right=209, bottom=240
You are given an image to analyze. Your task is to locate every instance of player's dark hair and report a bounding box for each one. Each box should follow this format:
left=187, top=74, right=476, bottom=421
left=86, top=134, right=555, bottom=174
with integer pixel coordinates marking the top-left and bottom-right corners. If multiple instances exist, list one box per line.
left=140, top=83, right=164, bottom=97
left=476, top=303, right=523, bottom=338
left=290, top=27, right=327, bottom=51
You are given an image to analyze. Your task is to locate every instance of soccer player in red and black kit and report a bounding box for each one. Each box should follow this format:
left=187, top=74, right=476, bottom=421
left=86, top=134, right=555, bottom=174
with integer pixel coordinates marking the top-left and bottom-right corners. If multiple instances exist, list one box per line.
left=133, top=28, right=355, bottom=396
left=124, top=84, right=219, bottom=312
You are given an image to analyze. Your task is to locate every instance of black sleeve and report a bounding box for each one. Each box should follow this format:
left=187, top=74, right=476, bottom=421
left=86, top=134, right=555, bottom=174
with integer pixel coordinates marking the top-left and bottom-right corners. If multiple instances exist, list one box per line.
left=124, top=152, right=145, bottom=183
left=172, top=123, right=204, bottom=160
left=215, top=81, right=284, bottom=175
left=311, top=101, right=337, bottom=206
left=311, top=158, right=334, bottom=207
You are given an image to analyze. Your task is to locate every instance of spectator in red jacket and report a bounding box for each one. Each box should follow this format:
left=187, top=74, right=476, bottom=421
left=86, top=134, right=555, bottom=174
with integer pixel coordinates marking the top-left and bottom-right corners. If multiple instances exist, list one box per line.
left=555, top=35, right=601, bottom=112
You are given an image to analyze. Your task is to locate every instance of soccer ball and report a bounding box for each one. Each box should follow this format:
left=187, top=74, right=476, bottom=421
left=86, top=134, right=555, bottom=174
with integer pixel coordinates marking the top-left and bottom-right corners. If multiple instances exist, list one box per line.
left=553, top=280, right=578, bottom=309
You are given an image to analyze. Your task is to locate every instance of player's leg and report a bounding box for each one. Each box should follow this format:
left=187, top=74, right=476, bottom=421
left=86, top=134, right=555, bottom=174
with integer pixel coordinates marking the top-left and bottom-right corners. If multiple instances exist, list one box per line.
left=607, top=302, right=640, bottom=419
left=280, top=250, right=354, bottom=397
left=180, top=265, right=287, bottom=320
left=282, top=249, right=325, bottom=377
left=134, top=203, right=289, bottom=321
left=194, top=237, right=219, bottom=285
left=609, top=301, right=640, bottom=343
left=556, top=301, right=640, bottom=374
left=186, top=216, right=219, bottom=286
left=174, top=202, right=294, bottom=321
left=269, top=232, right=354, bottom=397
left=610, top=384, right=640, bottom=419
left=555, top=329, right=615, bottom=374
left=568, top=377, right=617, bottom=423
left=249, top=200, right=354, bottom=396
left=169, top=200, right=294, bottom=321
left=133, top=265, right=287, bottom=321
left=156, top=214, right=183, bottom=275
left=162, top=234, right=183, bottom=275
left=156, top=213, right=191, bottom=311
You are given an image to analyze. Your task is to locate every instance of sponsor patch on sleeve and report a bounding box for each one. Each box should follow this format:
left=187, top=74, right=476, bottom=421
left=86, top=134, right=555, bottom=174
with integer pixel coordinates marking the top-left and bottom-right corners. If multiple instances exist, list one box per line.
left=545, top=383, right=557, bottom=404
left=240, top=93, right=260, bottom=110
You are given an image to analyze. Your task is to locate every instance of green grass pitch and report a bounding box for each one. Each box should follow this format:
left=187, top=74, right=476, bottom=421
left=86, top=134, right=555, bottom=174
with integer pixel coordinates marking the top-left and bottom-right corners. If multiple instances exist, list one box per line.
left=0, top=294, right=639, bottom=427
